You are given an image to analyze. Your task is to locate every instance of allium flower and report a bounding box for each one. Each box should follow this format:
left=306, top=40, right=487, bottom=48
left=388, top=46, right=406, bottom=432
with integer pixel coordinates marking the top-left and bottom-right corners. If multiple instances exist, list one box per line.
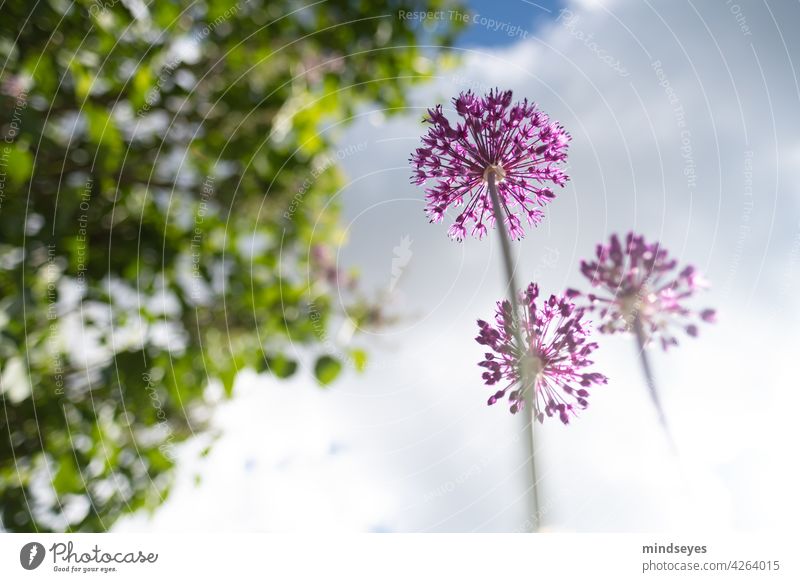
left=476, top=283, right=607, bottom=424
left=568, top=232, right=716, bottom=350
left=410, top=89, right=570, bottom=241
left=309, top=244, right=357, bottom=290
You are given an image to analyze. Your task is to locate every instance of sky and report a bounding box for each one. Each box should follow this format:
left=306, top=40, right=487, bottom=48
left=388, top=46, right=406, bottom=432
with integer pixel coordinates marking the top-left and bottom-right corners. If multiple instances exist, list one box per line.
left=118, top=0, right=800, bottom=533
left=453, top=0, right=565, bottom=47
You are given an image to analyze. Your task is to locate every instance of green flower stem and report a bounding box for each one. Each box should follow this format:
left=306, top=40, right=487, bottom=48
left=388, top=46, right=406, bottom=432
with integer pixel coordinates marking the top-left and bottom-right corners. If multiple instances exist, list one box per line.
left=487, top=172, right=541, bottom=532
left=632, top=317, right=677, bottom=454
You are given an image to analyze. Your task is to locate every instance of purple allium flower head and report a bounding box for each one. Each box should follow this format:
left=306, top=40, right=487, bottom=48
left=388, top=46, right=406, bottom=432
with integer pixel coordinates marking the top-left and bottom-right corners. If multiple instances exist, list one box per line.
left=476, top=283, right=607, bottom=424
left=410, top=89, right=571, bottom=241
left=567, top=232, right=716, bottom=350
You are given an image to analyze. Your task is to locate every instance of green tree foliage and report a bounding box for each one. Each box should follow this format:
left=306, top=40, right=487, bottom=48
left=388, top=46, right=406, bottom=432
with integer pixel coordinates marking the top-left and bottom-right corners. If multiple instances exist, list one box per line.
left=0, top=0, right=462, bottom=531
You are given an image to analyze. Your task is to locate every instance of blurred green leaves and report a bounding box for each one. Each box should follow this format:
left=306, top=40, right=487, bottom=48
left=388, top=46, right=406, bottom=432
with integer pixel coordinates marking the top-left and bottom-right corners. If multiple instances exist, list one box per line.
left=0, top=0, right=463, bottom=532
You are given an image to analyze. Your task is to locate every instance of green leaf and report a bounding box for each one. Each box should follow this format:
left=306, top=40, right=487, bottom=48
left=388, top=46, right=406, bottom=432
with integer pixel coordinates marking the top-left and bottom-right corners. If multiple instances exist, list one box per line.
left=53, top=456, right=82, bottom=493
left=68, top=60, right=93, bottom=100
left=219, top=366, right=237, bottom=397
left=131, top=65, right=154, bottom=110
left=263, top=353, right=298, bottom=379
left=4, top=143, right=33, bottom=184
left=83, top=104, right=123, bottom=173
left=313, top=355, right=342, bottom=387
left=350, top=348, right=368, bottom=373
left=84, top=104, right=122, bottom=150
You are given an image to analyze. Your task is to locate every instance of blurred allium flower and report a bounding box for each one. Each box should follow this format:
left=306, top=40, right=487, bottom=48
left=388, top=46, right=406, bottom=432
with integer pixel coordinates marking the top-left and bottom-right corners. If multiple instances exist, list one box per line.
left=310, top=244, right=357, bottom=291
left=476, top=283, right=607, bottom=424
left=410, top=89, right=570, bottom=241
left=568, top=232, right=716, bottom=350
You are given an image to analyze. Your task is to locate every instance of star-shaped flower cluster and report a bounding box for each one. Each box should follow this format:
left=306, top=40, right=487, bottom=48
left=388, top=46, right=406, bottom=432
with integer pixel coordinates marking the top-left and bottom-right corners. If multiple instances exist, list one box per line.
left=410, top=89, right=570, bottom=241
left=568, top=232, right=716, bottom=350
left=476, top=283, right=607, bottom=423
